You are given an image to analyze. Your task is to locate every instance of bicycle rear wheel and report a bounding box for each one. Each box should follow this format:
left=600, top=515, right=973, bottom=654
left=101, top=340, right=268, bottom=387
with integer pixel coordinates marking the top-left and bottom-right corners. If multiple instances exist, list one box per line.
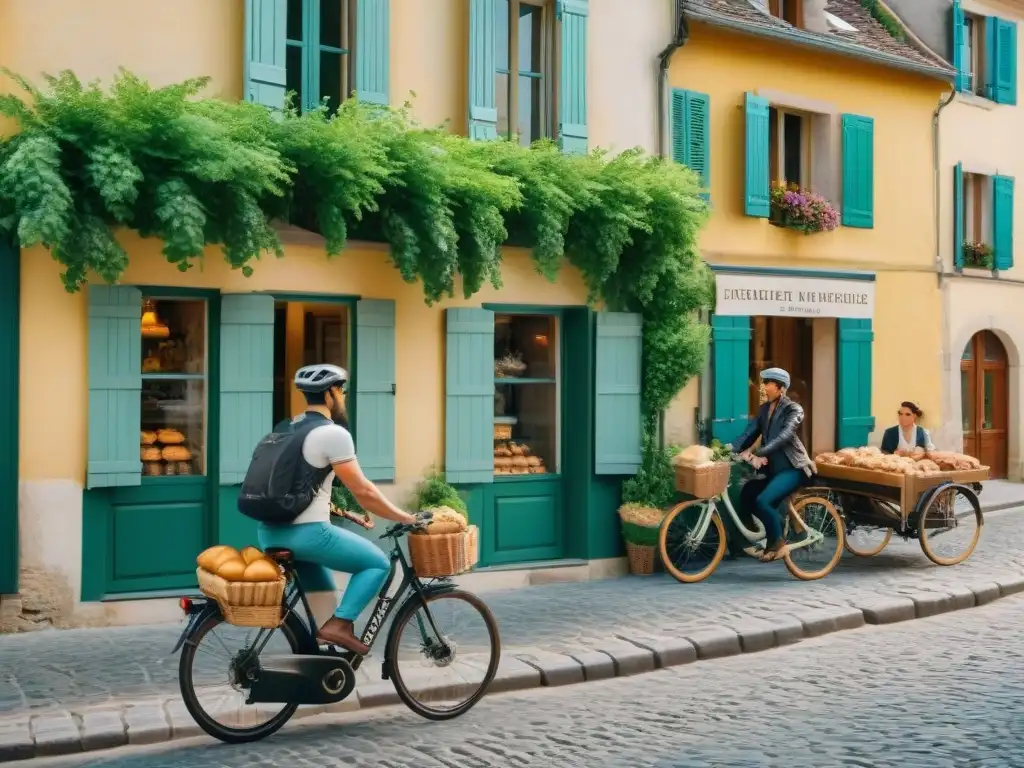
left=178, top=611, right=309, bottom=744
left=385, top=590, right=500, bottom=721
left=658, top=500, right=727, bottom=583
left=783, top=496, right=844, bottom=581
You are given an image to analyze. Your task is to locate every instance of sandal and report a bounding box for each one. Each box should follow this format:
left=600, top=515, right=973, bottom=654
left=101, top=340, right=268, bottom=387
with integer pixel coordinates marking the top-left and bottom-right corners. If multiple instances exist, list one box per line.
left=759, top=541, right=790, bottom=562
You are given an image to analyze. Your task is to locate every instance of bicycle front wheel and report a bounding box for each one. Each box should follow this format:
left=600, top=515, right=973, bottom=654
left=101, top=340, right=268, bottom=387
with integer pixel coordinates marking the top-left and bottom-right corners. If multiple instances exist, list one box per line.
left=783, top=495, right=844, bottom=581
left=658, top=499, right=727, bottom=583
left=385, top=590, right=500, bottom=721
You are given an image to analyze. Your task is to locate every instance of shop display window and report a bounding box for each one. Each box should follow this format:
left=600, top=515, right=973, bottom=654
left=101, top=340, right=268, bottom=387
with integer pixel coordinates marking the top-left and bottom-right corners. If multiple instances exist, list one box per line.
left=493, top=313, right=558, bottom=476
left=140, top=299, right=207, bottom=477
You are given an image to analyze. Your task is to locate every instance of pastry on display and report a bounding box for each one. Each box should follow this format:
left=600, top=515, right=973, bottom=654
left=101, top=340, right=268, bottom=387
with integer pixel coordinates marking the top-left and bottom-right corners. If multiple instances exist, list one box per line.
left=141, top=445, right=162, bottom=462
left=175, top=461, right=193, bottom=475
left=140, top=430, right=158, bottom=445
left=814, top=446, right=984, bottom=476
left=162, top=445, right=192, bottom=462
left=143, top=461, right=163, bottom=477
left=157, top=429, right=186, bottom=445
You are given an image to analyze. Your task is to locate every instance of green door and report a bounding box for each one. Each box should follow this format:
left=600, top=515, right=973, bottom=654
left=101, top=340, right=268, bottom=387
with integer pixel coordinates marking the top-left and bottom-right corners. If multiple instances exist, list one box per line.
left=0, top=240, right=18, bottom=594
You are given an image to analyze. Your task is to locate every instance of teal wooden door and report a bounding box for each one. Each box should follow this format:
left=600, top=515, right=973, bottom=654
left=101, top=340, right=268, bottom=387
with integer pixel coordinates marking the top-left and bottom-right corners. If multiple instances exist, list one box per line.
left=711, top=315, right=752, bottom=444
left=0, top=240, right=18, bottom=594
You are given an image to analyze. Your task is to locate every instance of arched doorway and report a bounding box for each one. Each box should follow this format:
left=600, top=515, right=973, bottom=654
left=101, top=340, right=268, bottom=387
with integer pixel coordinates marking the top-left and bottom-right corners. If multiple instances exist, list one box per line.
left=961, top=331, right=1009, bottom=478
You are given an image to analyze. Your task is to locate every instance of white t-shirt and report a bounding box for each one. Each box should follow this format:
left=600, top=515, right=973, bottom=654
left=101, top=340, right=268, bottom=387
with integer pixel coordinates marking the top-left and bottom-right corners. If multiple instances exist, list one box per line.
left=290, top=417, right=357, bottom=525
left=897, top=425, right=936, bottom=453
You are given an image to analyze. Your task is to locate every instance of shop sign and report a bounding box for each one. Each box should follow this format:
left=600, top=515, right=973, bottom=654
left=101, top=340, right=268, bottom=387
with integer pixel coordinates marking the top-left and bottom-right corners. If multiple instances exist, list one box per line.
left=714, top=273, right=874, bottom=319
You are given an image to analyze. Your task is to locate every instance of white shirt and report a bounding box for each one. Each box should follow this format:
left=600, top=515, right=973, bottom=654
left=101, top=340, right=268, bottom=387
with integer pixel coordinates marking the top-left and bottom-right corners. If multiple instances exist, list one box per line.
left=290, top=418, right=357, bottom=525
left=898, top=425, right=935, bottom=453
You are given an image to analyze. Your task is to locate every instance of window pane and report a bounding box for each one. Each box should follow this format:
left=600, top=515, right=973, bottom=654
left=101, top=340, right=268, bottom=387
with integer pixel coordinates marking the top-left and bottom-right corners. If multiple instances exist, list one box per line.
left=140, top=300, right=207, bottom=477
left=983, top=331, right=1005, bottom=362
left=286, top=44, right=303, bottom=110
left=495, top=0, right=510, bottom=71
left=496, top=71, right=511, bottom=137
left=962, top=340, right=973, bottom=361
left=964, top=18, right=974, bottom=90
left=961, top=370, right=972, bottom=431
left=983, top=370, right=994, bottom=428
left=783, top=113, right=802, bottom=185
left=518, top=75, right=541, bottom=146
left=320, top=51, right=346, bottom=111
left=493, top=314, right=558, bottom=475
left=518, top=4, right=543, bottom=74
left=320, top=0, right=345, bottom=50
left=287, top=0, right=303, bottom=41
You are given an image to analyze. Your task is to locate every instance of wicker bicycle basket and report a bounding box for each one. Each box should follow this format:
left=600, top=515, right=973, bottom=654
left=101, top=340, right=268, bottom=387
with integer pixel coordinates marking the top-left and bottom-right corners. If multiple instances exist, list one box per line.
left=196, top=567, right=286, bottom=628
left=408, top=525, right=479, bottom=578
left=674, top=461, right=731, bottom=499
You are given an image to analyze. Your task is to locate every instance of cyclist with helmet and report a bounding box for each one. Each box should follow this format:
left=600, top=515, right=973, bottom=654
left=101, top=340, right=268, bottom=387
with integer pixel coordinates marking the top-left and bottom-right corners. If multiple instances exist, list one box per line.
left=256, top=363, right=417, bottom=655
left=736, top=367, right=816, bottom=562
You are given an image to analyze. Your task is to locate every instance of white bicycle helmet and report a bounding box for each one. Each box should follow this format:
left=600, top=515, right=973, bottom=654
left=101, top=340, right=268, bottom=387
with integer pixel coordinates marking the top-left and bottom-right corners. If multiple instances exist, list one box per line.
left=294, top=363, right=348, bottom=393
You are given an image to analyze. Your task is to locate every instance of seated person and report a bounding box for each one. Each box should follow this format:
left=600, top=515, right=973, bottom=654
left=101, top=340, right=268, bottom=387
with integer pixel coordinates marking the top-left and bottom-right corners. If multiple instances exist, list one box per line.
left=881, top=401, right=935, bottom=455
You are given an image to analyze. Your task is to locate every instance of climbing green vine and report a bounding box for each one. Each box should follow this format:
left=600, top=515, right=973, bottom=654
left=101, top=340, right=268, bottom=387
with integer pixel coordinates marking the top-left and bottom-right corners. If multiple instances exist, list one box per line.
left=0, top=69, right=712, bottom=416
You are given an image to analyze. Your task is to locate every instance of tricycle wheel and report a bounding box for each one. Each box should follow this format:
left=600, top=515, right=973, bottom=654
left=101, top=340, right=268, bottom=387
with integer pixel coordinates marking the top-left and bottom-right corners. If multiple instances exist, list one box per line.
left=918, top=485, right=983, bottom=566
left=845, top=521, right=893, bottom=557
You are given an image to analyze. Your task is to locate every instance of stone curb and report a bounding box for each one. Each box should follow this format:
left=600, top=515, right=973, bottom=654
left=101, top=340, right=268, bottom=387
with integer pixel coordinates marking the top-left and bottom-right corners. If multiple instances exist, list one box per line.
left=2, top=577, right=1023, bottom=762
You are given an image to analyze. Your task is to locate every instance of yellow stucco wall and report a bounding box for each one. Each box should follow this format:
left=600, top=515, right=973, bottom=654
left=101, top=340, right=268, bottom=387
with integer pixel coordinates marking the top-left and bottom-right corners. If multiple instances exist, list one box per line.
left=663, top=24, right=948, bottom=447
left=20, top=237, right=589, bottom=484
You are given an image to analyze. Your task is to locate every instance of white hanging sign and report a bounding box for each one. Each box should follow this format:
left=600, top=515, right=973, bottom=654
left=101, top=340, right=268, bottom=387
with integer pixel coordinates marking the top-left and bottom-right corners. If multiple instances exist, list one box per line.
left=714, top=273, right=875, bottom=319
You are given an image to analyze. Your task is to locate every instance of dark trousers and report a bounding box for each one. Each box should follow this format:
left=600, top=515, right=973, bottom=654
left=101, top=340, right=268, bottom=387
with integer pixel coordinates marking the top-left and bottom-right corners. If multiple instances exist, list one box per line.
left=741, top=468, right=806, bottom=545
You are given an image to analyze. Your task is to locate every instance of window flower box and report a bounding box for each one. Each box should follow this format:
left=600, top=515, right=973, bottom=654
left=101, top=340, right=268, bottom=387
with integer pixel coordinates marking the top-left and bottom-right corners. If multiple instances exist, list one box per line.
left=962, top=240, right=994, bottom=270
left=769, top=182, right=839, bottom=234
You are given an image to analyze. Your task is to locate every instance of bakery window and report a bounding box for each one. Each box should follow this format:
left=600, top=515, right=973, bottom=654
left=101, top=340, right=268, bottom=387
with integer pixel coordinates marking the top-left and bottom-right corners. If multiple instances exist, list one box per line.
left=493, top=313, right=558, bottom=477
left=140, top=298, right=207, bottom=477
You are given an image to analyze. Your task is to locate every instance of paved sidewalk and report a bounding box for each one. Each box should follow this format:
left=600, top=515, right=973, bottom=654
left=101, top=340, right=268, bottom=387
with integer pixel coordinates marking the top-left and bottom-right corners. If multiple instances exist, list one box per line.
left=1, top=488, right=1022, bottom=760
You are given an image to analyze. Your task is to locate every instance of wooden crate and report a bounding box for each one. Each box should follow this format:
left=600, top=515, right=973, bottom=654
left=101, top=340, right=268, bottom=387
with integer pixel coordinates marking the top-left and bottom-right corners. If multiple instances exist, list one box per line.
left=814, top=464, right=989, bottom=522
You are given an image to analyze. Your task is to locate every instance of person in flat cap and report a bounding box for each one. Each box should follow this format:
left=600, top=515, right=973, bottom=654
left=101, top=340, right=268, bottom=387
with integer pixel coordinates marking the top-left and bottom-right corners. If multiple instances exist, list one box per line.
left=736, top=367, right=816, bottom=562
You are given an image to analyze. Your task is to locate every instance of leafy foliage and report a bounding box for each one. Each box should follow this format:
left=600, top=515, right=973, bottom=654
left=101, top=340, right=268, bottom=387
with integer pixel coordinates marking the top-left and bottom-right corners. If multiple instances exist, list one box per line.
left=411, top=467, right=469, bottom=519
left=0, top=69, right=712, bottom=414
left=621, top=436, right=680, bottom=510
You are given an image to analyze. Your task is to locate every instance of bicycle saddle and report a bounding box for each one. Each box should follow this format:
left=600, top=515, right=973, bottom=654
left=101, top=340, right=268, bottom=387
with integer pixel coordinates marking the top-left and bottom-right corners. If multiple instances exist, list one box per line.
left=264, top=547, right=294, bottom=564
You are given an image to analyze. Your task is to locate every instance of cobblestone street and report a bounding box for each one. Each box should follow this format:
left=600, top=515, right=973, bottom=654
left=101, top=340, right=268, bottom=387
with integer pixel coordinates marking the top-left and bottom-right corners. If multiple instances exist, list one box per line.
left=4, top=505, right=1024, bottom=723
left=34, top=590, right=1024, bottom=767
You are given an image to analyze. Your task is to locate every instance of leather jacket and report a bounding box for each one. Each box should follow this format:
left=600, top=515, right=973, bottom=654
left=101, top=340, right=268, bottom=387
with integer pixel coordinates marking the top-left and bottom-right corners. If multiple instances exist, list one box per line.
left=736, top=396, right=816, bottom=477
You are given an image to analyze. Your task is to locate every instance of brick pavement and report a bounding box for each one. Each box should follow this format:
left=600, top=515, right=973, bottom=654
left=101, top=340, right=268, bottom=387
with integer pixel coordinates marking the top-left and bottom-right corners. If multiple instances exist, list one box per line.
left=2, top=498, right=1024, bottom=761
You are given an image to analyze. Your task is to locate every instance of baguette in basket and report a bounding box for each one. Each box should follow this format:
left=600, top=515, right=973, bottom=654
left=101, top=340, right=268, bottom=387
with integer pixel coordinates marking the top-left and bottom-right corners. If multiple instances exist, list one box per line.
left=409, top=506, right=479, bottom=577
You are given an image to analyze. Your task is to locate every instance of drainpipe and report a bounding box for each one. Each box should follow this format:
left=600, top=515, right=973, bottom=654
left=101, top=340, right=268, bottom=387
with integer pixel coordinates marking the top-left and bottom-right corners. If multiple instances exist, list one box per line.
left=655, top=4, right=690, bottom=447
left=933, top=87, right=956, bottom=442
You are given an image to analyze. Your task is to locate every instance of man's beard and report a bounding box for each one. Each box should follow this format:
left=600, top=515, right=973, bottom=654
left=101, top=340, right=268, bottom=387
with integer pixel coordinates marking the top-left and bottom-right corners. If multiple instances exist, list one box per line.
left=331, top=404, right=349, bottom=429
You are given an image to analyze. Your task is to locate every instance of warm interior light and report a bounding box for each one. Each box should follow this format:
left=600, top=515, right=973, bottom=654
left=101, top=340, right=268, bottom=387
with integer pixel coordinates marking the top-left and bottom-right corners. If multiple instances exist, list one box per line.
left=533, top=334, right=548, bottom=347
left=141, top=299, right=170, bottom=338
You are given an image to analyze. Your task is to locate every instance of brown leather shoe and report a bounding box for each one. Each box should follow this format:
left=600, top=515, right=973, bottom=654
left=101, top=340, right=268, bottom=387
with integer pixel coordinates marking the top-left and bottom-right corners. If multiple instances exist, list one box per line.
left=317, top=617, right=369, bottom=656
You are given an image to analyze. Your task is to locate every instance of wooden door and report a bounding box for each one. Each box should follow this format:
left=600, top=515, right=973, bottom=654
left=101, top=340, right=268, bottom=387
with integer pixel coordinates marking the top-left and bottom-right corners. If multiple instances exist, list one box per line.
left=961, top=331, right=1008, bottom=478
left=0, top=240, right=18, bottom=594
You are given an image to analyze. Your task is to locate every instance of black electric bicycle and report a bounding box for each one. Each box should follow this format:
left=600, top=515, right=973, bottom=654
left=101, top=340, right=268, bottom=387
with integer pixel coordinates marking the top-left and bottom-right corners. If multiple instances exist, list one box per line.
left=173, top=513, right=500, bottom=744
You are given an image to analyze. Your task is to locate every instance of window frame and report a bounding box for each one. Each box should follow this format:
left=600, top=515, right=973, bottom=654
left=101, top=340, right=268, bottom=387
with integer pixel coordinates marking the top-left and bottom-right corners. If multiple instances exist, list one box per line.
left=962, top=171, right=992, bottom=247
left=495, top=0, right=557, bottom=146
left=963, top=13, right=986, bottom=96
left=286, top=0, right=355, bottom=113
left=769, top=0, right=803, bottom=27
left=139, top=291, right=212, bottom=481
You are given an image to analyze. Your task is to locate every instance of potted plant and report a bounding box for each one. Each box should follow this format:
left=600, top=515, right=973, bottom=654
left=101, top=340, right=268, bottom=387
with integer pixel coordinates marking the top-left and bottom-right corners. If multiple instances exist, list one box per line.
left=618, top=440, right=678, bottom=575
left=962, top=241, right=994, bottom=270
left=769, top=182, right=839, bottom=234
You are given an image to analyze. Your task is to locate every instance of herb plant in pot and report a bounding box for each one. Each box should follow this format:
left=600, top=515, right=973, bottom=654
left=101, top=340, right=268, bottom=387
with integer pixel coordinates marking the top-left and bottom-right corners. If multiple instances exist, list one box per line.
left=618, top=440, right=678, bottom=575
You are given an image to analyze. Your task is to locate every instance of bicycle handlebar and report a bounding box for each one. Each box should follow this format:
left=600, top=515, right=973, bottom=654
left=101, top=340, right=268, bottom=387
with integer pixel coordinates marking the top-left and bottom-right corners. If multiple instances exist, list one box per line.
left=381, top=509, right=434, bottom=540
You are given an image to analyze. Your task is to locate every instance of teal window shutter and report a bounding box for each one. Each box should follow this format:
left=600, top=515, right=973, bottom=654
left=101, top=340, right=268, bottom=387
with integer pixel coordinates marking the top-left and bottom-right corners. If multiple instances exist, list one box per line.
left=671, top=88, right=711, bottom=198
left=445, top=308, right=494, bottom=484
left=87, top=285, right=142, bottom=489
left=744, top=92, right=770, bottom=218
left=993, top=174, right=1015, bottom=271
left=594, top=312, right=642, bottom=475
left=356, top=0, right=390, bottom=105
left=987, top=18, right=1018, bottom=105
left=952, top=0, right=968, bottom=93
left=219, top=294, right=275, bottom=485
left=557, top=0, right=589, bottom=154
left=710, top=315, right=751, bottom=445
left=836, top=319, right=875, bottom=449
left=355, top=299, right=396, bottom=481
left=244, top=0, right=287, bottom=109
left=468, top=0, right=498, bottom=140
left=954, top=162, right=965, bottom=269
left=841, top=114, right=875, bottom=229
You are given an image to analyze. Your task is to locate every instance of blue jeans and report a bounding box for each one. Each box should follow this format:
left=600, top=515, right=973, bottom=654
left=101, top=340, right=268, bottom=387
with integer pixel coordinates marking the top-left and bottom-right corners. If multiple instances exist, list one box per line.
left=754, top=468, right=806, bottom=545
left=257, top=522, right=390, bottom=621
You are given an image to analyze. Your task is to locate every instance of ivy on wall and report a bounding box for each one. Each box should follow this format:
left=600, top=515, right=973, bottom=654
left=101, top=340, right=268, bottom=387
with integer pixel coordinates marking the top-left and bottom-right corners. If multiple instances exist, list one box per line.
left=0, top=69, right=713, bottom=417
